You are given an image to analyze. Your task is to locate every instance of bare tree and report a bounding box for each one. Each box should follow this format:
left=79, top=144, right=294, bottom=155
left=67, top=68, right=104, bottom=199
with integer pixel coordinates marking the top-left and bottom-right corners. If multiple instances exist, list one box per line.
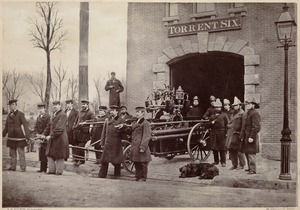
left=3, top=70, right=25, bottom=101
left=66, top=73, right=79, bottom=100
left=93, top=76, right=106, bottom=106
left=29, top=2, right=67, bottom=111
left=51, top=62, right=67, bottom=101
left=26, top=72, right=45, bottom=103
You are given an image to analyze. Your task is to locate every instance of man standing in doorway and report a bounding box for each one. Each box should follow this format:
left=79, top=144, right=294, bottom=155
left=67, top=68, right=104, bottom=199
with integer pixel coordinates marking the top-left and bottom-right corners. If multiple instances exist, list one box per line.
left=241, top=98, right=261, bottom=175
left=3, top=99, right=30, bottom=172
left=105, top=72, right=124, bottom=106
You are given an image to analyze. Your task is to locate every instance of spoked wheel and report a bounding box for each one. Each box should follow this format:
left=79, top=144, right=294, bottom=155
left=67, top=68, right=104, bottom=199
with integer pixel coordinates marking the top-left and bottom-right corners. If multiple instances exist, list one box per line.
left=121, top=140, right=131, bottom=150
left=123, top=145, right=135, bottom=173
left=187, top=123, right=211, bottom=161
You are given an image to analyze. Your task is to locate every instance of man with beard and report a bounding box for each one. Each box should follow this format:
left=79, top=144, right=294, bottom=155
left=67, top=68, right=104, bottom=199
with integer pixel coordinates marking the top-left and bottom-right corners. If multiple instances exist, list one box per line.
left=187, top=96, right=204, bottom=118
left=3, top=99, right=30, bottom=172
left=35, top=103, right=51, bottom=173
left=73, top=99, right=96, bottom=166
left=41, top=101, right=68, bottom=175
left=91, top=105, right=109, bottom=164
left=226, top=97, right=245, bottom=170
left=65, top=99, right=79, bottom=162
left=98, top=105, right=125, bottom=178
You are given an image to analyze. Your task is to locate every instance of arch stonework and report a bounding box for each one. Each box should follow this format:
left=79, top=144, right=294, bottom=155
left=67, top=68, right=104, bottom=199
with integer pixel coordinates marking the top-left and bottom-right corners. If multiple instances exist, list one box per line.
left=152, top=32, right=261, bottom=103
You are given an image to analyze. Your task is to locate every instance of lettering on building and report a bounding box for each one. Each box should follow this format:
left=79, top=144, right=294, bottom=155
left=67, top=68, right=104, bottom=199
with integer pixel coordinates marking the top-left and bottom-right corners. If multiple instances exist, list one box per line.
left=168, top=17, right=242, bottom=37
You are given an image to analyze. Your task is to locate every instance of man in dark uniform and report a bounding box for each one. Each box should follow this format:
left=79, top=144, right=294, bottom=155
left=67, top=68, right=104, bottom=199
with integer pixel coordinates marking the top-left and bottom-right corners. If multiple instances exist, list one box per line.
left=187, top=96, right=204, bottom=118
left=3, top=99, right=30, bottom=172
left=73, top=99, right=96, bottom=166
left=105, top=72, right=124, bottom=106
left=35, top=103, right=51, bottom=173
left=91, top=105, right=108, bottom=164
left=98, top=105, right=125, bottom=178
left=203, top=95, right=216, bottom=120
left=65, top=99, right=79, bottom=162
left=119, top=105, right=133, bottom=121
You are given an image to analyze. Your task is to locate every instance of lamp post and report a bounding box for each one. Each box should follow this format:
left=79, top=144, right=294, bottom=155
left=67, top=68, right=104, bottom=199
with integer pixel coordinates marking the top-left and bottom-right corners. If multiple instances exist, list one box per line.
left=275, top=3, right=296, bottom=180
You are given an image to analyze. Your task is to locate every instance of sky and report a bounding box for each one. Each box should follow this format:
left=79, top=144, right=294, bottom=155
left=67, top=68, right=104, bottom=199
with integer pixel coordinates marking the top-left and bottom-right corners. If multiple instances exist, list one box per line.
left=2, top=1, right=128, bottom=110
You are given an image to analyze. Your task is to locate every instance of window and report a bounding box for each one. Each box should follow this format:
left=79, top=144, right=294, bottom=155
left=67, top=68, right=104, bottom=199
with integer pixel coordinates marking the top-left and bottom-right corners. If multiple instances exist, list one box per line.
left=190, top=3, right=217, bottom=21
left=169, top=3, right=178, bottom=16
left=163, top=3, right=179, bottom=26
left=228, top=3, right=247, bottom=17
left=196, top=3, right=215, bottom=13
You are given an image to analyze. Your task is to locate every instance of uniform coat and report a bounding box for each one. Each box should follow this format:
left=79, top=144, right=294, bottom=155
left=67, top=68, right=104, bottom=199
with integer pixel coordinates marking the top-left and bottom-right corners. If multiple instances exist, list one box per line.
left=226, top=109, right=244, bottom=150
left=241, top=108, right=261, bottom=154
left=100, top=116, right=125, bottom=164
left=187, top=105, right=204, bottom=118
left=65, top=108, right=79, bottom=145
left=3, top=110, right=30, bottom=148
left=35, top=113, right=51, bottom=162
left=74, top=109, right=96, bottom=143
left=43, top=110, right=69, bottom=160
left=209, top=112, right=228, bottom=151
left=130, top=118, right=152, bottom=162
left=105, top=78, right=124, bottom=106
left=91, top=115, right=108, bottom=145
left=203, top=106, right=216, bottom=120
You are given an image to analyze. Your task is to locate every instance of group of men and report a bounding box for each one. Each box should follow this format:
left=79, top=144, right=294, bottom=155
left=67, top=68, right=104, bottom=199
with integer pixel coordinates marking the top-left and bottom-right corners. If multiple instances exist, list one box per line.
left=193, top=95, right=261, bottom=175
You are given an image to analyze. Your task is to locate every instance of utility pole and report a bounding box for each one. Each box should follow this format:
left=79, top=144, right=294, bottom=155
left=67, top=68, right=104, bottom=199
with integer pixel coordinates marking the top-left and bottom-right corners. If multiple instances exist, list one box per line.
left=79, top=2, right=89, bottom=103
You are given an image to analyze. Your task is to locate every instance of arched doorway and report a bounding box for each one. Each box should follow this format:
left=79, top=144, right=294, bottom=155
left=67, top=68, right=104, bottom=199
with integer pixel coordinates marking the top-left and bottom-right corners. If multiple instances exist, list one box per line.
left=169, top=51, right=244, bottom=111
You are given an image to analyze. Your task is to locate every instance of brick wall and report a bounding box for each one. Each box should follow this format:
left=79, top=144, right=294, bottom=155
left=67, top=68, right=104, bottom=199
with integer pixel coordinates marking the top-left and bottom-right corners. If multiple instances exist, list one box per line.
left=127, top=3, right=297, bottom=146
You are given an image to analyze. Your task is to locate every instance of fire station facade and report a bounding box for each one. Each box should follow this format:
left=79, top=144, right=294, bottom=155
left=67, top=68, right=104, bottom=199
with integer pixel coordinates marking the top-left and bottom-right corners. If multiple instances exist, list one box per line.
left=126, top=3, right=297, bottom=160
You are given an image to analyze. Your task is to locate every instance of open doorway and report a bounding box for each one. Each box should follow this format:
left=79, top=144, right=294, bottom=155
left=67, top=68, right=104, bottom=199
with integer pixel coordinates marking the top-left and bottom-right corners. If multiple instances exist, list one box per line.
left=170, top=51, right=244, bottom=111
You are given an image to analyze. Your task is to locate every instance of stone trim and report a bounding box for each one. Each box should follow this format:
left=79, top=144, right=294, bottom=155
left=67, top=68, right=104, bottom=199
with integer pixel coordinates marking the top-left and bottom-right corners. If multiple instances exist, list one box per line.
left=152, top=35, right=260, bottom=102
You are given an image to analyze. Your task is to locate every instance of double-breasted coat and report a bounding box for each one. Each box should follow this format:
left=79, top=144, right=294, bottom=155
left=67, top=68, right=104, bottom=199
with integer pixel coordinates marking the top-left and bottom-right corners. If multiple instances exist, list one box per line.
left=209, top=112, right=228, bottom=151
left=43, top=110, right=69, bottom=160
left=105, top=78, right=124, bottom=106
left=35, top=113, right=51, bottom=161
left=100, top=116, right=125, bottom=164
left=73, top=109, right=96, bottom=143
left=241, top=108, right=261, bottom=154
left=65, top=108, right=79, bottom=145
left=2, top=110, right=30, bottom=148
left=226, top=109, right=244, bottom=151
left=130, top=118, right=152, bottom=162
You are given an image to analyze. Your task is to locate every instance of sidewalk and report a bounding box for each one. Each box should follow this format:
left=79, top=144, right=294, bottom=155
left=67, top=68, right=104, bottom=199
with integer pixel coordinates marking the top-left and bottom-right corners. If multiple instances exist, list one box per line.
left=2, top=147, right=297, bottom=192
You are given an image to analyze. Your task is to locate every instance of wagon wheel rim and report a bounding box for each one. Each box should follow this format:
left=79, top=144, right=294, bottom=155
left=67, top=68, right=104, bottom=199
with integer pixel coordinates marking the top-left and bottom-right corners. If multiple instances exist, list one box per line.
left=122, top=145, right=135, bottom=173
left=187, top=123, right=211, bottom=161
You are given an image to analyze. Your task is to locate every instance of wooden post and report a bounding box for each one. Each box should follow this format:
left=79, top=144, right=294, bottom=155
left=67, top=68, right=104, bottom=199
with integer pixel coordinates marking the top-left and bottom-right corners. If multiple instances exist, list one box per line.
left=79, top=2, right=89, bottom=104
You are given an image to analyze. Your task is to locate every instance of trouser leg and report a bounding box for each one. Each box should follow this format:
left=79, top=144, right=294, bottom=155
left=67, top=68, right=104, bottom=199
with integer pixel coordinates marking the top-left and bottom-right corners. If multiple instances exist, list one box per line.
left=238, top=151, right=245, bottom=167
left=134, top=162, right=143, bottom=179
left=113, top=164, right=121, bottom=176
left=220, top=150, right=226, bottom=164
left=247, top=153, right=256, bottom=173
left=245, top=153, right=250, bottom=170
left=141, top=162, right=149, bottom=179
left=99, top=162, right=108, bottom=178
left=56, top=158, right=64, bottom=174
left=9, top=147, right=17, bottom=170
left=229, top=150, right=238, bottom=167
left=17, top=147, right=26, bottom=171
left=41, top=161, right=47, bottom=172
left=47, top=157, right=56, bottom=173
left=77, top=142, right=86, bottom=164
left=213, top=150, right=219, bottom=164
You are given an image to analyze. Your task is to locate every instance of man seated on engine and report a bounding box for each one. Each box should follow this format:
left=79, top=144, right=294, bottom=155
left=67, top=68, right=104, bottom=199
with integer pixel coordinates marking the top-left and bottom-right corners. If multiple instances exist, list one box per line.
left=187, top=96, right=204, bottom=119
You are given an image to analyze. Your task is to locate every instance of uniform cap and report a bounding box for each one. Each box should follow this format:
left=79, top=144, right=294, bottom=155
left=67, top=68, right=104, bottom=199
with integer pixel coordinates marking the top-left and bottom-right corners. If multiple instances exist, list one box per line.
left=232, top=96, right=242, bottom=106
left=245, top=96, right=260, bottom=109
left=193, top=96, right=199, bottom=100
left=81, top=99, right=89, bottom=104
left=52, top=101, right=61, bottom=105
left=120, top=105, right=127, bottom=109
left=99, top=106, right=107, bottom=110
left=209, top=95, right=216, bottom=101
left=8, top=99, right=18, bottom=105
left=213, top=98, right=222, bottom=108
left=37, top=103, right=46, bottom=108
left=223, top=99, right=230, bottom=105
left=65, top=99, right=74, bottom=104
left=135, top=106, right=145, bottom=111
left=109, top=105, right=119, bottom=110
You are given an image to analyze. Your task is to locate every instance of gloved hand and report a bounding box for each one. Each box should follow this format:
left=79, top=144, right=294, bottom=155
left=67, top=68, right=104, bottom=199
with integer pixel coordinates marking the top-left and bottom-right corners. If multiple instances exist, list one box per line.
left=139, top=149, right=145, bottom=153
left=248, top=138, right=254, bottom=143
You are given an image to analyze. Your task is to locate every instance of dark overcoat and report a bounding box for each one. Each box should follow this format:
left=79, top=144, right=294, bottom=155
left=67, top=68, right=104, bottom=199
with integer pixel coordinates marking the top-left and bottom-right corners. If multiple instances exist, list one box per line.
left=209, top=112, right=228, bottom=151
left=43, top=110, right=69, bottom=160
left=203, top=107, right=216, bottom=120
left=241, top=108, right=261, bottom=154
left=65, top=108, right=79, bottom=145
left=226, top=109, right=244, bottom=150
left=130, top=118, right=152, bottom=162
left=2, top=110, right=30, bottom=148
left=105, top=78, right=124, bottom=106
left=74, top=109, right=96, bottom=143
left=35, top=113, right=51, bottom=161
left=91, top=115, right=108, bottom=145
left=187, top=105, right=204, bottom=118
left=100, top=116, right=125, bottom=164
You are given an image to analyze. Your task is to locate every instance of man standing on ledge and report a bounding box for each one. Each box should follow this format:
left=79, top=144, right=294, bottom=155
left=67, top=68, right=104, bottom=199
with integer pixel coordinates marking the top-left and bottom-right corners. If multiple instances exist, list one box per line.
left=105, top=72, right=124, bottom=106
left=3, top=99, right=30, bottom=172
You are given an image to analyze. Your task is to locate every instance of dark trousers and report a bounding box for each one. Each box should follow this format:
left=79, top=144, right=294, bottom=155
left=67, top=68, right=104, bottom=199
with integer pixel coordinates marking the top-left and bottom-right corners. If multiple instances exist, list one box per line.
left=134, top=162, right=149, bottom=180
left=213, top=150, right=226, bottom=164
left=98, top=162, right=121, bottom=178
left=39, top=145, right=48, bottom=172
left=75, top=142, right=86, bottom=164
left=94, top=144, right=102, bottom=163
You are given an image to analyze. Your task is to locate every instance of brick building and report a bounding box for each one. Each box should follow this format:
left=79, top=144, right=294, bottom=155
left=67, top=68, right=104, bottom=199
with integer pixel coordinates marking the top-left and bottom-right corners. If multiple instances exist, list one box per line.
left=126, top=3, right=297, bottom=160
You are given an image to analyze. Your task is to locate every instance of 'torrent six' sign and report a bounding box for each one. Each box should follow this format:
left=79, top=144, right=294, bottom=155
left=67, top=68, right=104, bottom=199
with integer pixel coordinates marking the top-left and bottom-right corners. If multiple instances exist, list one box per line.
left=168, top=17, right=242, bottom=37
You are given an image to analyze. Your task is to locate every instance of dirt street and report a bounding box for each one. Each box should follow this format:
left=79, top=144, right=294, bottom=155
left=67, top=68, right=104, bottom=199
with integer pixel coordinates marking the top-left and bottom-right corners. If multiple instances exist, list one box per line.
left=2, top=166, right=296, bottom=208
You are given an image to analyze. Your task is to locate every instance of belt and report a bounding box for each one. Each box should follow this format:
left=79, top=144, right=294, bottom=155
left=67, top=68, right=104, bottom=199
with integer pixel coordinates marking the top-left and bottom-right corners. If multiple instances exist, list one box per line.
left=7, top=137, right=27, bottom=141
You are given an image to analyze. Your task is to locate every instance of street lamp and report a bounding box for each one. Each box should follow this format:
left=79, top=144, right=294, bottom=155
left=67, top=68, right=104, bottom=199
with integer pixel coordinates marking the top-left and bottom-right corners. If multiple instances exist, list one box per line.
left=275, top=3, right=296, bottom=180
